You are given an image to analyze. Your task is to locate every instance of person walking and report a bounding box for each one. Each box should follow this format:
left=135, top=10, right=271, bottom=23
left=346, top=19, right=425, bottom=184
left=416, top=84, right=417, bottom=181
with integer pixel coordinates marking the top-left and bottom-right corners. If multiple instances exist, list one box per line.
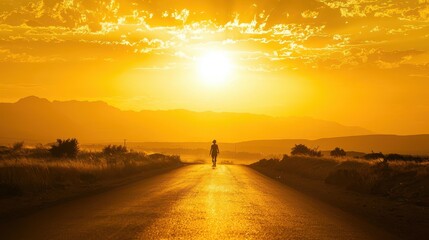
left=210, top=140, right=220, bottom=167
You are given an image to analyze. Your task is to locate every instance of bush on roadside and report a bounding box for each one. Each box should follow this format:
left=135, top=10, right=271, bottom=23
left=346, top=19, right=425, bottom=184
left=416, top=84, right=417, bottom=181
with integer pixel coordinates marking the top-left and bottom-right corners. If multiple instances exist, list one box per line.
left=12, top=141, right=24, bottom=152
left=102, top=144, right=127, bottom=155
left=330, top=147, right=346, bottom=157
left=250, top=156, right=429, bottom=206
left=291, top=144, right=322, bottom=157
left=364, top=152, right=384, bottom=160
left=0, top=150, right=182, bottom=197
left=49, top=138, right=79, bottom=158
left=384, top=153, right=423, bottom=163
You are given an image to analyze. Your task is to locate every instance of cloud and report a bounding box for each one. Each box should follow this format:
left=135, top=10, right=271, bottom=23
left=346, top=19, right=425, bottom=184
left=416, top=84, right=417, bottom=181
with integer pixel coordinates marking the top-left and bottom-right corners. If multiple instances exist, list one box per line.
left=320, top=0, right=429, bottom=22
left=0, top=0, right=426, bottom=73
left=0, top=46, right=65, bottom=62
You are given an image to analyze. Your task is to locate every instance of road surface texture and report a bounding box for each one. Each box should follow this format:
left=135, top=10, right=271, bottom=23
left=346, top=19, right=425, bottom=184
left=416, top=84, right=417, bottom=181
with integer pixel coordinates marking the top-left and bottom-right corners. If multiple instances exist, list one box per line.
left=1, top=165, right=398, bottom=240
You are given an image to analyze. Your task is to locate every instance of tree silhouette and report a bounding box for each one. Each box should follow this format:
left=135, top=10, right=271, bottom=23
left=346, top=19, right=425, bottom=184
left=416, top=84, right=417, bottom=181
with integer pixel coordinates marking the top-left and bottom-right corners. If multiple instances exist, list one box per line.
left=291, top=144, right=322, bottom=157
left=330, top=147, right=346, bottom=157
left=49, top=138, right=79, bottom=158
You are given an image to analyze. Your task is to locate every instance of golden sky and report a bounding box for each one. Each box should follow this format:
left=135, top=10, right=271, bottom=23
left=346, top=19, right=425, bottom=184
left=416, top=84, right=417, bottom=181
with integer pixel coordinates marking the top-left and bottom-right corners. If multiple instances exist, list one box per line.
left=0, top=0, right=428, bottom=134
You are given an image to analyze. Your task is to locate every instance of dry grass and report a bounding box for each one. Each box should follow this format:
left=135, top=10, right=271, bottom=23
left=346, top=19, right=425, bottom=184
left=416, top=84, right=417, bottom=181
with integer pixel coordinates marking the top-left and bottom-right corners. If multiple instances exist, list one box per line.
left=250, top=156, right=429, bottom=206
left=0, top=152, right=182, bottom=197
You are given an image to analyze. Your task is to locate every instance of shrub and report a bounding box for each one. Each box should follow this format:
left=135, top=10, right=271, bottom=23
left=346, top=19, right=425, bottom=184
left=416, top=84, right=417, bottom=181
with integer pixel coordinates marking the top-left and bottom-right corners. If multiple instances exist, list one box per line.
left=291, top=144, right=309, bottom=155
left=385, top=153, right=423, bottom=162
left=330, top=147, right=346, bottom=157
left=102, top=145, right=127, bottom=155
left=364, top=152, right=384, bottom=160
left=251, top=156, right=429, bottom=206
left=49, top=138, right=79, bottom=158
left=12, top=141, right=24, bottom=152
left=291, top=144, right=322, bottom=157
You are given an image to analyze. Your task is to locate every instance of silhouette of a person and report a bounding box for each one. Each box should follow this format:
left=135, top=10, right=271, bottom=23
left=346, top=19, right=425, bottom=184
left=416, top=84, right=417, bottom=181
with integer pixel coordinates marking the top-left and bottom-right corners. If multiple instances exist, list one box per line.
left=210, top=140, right=220, bottom=167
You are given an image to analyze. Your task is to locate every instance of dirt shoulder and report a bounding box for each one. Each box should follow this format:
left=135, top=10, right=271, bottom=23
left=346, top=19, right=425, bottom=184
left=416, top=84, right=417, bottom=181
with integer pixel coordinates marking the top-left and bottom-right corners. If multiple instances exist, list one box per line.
left=249, top=165, right=429, bottom=240
left=0, top=164, right=184, bottom=221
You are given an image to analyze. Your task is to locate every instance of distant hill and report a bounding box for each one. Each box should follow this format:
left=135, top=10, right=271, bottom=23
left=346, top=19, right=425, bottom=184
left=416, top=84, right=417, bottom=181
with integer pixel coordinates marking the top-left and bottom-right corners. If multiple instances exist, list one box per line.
left=128, top=134, right=429, bottom=156
left=233, top=135, right=429, bottom=155
left=0, top=96, right=372, bottom=143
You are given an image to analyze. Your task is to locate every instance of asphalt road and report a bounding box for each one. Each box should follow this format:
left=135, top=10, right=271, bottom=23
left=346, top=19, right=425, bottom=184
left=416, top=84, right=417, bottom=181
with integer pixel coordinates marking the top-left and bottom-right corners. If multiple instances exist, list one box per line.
left=0, top=165, right=398, bottom=240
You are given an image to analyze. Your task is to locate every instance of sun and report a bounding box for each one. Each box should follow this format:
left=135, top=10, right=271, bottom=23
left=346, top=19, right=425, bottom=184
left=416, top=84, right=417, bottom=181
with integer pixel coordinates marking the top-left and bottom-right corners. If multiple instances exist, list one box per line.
left=197, top=51, right=233, bottom=85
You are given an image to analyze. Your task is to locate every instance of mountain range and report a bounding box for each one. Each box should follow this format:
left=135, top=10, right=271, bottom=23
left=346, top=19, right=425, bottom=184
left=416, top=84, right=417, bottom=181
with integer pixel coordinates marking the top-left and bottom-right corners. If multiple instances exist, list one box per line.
left=0, top=96, right=372, bottom=143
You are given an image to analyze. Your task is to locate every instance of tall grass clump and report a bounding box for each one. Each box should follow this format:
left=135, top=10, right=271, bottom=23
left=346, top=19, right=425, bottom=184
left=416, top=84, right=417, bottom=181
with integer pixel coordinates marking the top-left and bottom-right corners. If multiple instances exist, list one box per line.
left=0, top=148, right=182, bottom=197
left=250, top=156, right=429, bottom=206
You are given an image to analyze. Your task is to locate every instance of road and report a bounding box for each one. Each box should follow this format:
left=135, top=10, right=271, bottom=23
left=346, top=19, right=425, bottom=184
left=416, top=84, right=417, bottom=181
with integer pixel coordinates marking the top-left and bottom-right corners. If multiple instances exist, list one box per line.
left=0, top=165, right=397, bottom=240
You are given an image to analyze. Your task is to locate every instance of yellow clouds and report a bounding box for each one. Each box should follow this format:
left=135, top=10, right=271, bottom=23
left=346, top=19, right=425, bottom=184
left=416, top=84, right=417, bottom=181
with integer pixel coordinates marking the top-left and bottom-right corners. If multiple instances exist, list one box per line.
left=0, top=0, right=427, bottom=72
left=0, top=0, right=119, bottom=30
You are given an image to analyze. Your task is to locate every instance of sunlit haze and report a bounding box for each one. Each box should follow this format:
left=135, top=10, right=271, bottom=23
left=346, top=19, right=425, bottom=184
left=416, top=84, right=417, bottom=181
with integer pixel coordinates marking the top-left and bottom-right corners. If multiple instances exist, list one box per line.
left=0, top=0, right=428, bottom=135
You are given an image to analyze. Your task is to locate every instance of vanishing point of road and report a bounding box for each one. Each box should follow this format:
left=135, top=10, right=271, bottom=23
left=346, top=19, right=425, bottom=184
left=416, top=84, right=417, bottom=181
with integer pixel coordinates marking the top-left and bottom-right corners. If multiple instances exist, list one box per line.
left=1, top=165, right=397, bottom=240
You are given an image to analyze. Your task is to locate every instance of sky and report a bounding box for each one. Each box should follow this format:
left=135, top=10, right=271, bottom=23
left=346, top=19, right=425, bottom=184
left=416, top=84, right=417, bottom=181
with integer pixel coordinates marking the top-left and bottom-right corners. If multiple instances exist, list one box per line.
left=0, top=0, right=428, bottom=134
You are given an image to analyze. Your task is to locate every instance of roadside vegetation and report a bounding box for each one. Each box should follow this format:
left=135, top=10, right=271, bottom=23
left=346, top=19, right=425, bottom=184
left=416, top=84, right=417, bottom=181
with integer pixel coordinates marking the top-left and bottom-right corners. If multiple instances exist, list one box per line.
left=250, top=144, right=429, bottom=206
left=0, top=140, right=182, bottom=198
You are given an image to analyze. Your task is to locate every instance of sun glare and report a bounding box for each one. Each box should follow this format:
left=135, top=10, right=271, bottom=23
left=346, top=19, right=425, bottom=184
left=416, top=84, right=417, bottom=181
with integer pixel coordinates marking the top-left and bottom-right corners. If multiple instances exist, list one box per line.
left=197, top=51, right=233, bottom=85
